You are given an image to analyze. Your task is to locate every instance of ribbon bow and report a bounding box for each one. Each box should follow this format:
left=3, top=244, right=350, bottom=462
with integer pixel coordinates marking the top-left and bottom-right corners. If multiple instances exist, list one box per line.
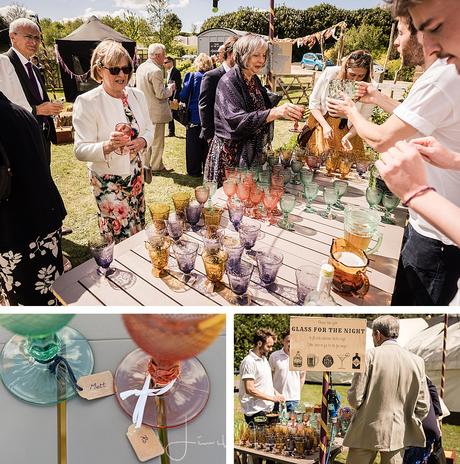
left=120, top=374, right=176, bottom=429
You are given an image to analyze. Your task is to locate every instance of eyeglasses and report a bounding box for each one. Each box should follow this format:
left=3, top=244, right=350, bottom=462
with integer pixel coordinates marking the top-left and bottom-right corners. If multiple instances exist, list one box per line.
left=13, top=32, right=41, bottom=42
left=102, top=65, right=133, bottom=75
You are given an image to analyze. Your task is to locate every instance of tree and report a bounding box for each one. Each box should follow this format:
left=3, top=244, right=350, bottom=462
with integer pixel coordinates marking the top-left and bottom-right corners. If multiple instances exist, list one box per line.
left=146, top=0, right=182, bottom=50
left=2, top=3, right=30, bottom=23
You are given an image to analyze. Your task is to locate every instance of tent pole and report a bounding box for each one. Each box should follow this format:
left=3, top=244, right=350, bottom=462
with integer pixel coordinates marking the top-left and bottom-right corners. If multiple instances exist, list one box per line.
left=440, top=313, right=448, bottom=400
left=267, top=0, right=276, bottom=90
left=383, top=21, right=396, bottom=85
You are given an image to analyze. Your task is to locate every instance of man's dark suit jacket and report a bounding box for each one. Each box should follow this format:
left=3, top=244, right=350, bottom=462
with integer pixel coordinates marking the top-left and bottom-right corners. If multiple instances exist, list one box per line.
left=198, top=65, right=226, bottom=141
left=6, top=48, right=57, bottom=162
left=168, top=66, right=182, bottom=101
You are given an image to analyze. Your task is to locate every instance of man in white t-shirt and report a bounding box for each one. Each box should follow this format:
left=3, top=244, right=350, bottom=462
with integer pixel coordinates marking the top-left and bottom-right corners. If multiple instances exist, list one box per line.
left=239, top=328, right=285, bottom=426
left=269, top=332, right=305, bottom=412
left=327, top=15, right=460, bottom=305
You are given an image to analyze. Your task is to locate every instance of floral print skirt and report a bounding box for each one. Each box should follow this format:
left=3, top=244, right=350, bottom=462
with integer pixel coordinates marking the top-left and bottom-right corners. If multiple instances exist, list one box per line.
left=0, top=229, right=63, bottom=306
left=90, top=156, right=145, bottom=242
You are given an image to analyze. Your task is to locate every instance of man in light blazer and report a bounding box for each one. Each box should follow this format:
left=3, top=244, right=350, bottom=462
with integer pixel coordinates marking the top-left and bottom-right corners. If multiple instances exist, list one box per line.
left=344, top=315, right=430, bottom=464
left=198, top=35, right=238, bottom=144
left=136, top=43, right=175, bottom=182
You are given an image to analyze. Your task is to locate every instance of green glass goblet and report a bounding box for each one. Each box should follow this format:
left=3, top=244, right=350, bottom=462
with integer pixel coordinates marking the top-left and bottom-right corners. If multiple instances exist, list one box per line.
left=0, top=315, right=94, bottom=405
left=381, top=193, right=400, bottom=224
left=300, top=167, right=314, bottom=191
left=278, top=193, right=296, bottom=231
left=332, top=179, right=348, bottom=211
left=303, top=182, right=319, bottom=213
left=366, top=186, right=383, bottom=210
left=320, top=187, right=339, bottom=219
left=290, top=160, right=303, bottom=185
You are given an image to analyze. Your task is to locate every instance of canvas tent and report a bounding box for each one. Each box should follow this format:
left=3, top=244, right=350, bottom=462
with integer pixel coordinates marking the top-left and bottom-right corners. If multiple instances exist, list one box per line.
left=406, top=318, right=460, bottom=424
left=55, top=16, right=136, bottom=102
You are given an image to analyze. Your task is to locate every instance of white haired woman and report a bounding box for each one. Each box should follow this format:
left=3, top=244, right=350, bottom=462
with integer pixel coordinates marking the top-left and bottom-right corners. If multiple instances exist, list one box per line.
left=180, top=53, right=213, bottom=177
left=204, top=34, right=304, bottom=186
left=72, top=39, right=153, bottom=242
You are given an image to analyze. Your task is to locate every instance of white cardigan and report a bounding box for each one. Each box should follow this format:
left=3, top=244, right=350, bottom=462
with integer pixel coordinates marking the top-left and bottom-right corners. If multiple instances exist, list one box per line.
left=308, top=66, right=374, bottom=127
left=73, top=85, right=154, bottom=176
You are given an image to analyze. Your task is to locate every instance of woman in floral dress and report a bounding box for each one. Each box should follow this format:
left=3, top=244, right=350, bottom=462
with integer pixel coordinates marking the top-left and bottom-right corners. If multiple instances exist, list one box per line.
left=73, top=40, right=153, bottom=242
left=0, top=92, right=66, bottom=305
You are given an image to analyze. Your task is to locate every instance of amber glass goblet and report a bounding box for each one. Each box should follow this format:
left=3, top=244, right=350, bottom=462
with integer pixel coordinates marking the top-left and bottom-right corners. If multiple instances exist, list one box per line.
left=149, top=201, right=170, bottom=232
left=145, top=235, right=172, bottom=277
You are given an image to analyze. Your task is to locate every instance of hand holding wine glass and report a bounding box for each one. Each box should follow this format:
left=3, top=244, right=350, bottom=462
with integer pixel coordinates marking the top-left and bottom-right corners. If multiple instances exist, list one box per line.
left=111, top=123, right=132, bottom=155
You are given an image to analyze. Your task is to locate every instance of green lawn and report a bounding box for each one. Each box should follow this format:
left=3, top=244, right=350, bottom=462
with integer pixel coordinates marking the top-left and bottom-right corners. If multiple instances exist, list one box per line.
left=234, top=381, right=460, bottom=460
left=51, top=120, right=295, bottom=266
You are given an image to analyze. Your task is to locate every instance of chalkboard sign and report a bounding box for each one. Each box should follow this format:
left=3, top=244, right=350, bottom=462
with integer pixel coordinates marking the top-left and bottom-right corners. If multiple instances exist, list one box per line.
left=209, top=41, right=224, bottom=56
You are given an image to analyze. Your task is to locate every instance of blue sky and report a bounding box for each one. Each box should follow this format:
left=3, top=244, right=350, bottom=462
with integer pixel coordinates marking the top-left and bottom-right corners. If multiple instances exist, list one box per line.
left=2, top=1, right=380, bottom=32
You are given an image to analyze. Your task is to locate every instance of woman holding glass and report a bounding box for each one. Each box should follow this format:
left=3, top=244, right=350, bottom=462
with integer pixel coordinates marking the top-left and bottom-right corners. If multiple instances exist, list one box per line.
left=306, top=50, right=375, bottom=157
left=180, top=53, right=213, bottom=177
left=73, top=40, right=153, bottom=242
left=204, top=34, right=304, bottom=186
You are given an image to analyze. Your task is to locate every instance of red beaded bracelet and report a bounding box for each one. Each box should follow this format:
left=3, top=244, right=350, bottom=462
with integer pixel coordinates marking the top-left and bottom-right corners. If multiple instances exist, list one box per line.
left=403, top=186, right=436, bottom=207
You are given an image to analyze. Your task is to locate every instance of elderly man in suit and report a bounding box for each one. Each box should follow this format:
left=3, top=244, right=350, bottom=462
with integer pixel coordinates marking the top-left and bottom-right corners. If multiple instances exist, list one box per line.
left=6, top=18, right=63, bottom=165
left=344, top=315, right=430, bottom=464
left=164, top=56, right=182, bottom=137
left=136, top=43, right=175, bottom=182
left=198, top=36, right=238, bottom=144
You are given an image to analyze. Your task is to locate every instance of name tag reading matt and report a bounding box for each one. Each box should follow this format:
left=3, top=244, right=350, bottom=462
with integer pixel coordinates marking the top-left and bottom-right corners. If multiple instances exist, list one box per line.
left=77, top=371, right=115, bottom=400
left=127, top=424, right=165, bottom=462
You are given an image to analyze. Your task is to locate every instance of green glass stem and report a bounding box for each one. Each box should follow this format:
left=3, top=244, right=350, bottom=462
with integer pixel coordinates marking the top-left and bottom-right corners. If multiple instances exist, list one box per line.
left=25, top=334, right=61, bottom=362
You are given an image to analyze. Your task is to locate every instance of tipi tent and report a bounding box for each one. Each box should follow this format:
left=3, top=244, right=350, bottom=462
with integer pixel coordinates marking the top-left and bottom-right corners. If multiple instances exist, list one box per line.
left=55, top=16, right=136, bottom=102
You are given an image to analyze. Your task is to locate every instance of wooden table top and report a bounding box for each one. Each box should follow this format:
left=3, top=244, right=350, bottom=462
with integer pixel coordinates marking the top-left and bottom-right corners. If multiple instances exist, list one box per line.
left=52, top=171, right=406, bottom=306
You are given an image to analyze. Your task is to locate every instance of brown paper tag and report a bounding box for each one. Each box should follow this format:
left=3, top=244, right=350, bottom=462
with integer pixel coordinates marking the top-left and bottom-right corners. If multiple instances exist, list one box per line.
left=127, top=424, right=165, bottom=462
left=77, top=371, right=115, bottom=400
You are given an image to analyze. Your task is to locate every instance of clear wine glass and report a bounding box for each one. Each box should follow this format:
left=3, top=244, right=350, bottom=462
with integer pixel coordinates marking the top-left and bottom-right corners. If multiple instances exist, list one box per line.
left=303, top=182, right=319, bottom=213
left=278, top=193, right=296, bottom=231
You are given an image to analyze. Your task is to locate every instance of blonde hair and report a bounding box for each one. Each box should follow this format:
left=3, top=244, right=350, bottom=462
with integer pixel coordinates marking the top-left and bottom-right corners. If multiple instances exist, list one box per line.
left=194, top=53, right=213, bottom=72
left=90, top=39, right=133, bottom=83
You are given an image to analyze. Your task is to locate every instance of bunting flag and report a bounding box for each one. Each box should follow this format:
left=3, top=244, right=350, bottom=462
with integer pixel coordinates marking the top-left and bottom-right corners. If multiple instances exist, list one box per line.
left=271, top=21, right=347, bottom=49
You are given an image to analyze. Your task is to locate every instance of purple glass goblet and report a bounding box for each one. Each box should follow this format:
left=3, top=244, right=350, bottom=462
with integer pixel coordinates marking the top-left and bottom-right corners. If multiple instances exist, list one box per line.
left=227, top=198, right=244, bottom=231
left=222, top=232, right=244, bottom=270
left=238, top=222, right=261, bottom=253
left=165, top=213, right=184, bottom=242
left=226, top=260, right=254, bottom=305
left=256, top=248, right=283, bottom=287
left=89, top=236, right=115, bottom=277
left=185, top=201, right=203, bottom=232
left=172, top=240, right=199, bottom=281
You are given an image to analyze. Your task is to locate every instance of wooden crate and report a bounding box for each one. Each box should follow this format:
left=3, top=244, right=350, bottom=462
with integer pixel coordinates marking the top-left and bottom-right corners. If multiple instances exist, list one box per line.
left=55, top=126, right=73, bottom=144
left=446, top=449, right=457, bottom=464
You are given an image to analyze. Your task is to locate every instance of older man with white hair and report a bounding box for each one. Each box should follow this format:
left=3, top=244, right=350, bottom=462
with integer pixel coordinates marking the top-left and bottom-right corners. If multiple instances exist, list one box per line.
left=6, top=18, right=63, bottom=165
left=136, top=43, right=175, bottom=182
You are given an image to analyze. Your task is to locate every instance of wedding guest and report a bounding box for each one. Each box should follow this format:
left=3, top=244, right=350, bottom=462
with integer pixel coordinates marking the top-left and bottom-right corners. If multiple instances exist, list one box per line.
left=307, top=49, right=375, bottom=157
left=0, top=92, right=66, bottom=305
left=72, top=40, right=153, bottom=242
left=180, top=53, right=213, bottom=177
left=204, top=34, right=303, bottom=186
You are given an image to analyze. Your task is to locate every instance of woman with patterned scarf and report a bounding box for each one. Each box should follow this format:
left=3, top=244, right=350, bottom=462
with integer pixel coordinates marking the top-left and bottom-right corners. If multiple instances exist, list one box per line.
left=204, top=34, right=304, bottom=186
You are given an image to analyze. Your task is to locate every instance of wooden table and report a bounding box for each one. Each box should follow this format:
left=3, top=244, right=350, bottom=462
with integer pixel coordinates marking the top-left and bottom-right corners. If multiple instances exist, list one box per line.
left=234, top=442, right=342, bottom=464
left=52, top=172, right=406, bottom=306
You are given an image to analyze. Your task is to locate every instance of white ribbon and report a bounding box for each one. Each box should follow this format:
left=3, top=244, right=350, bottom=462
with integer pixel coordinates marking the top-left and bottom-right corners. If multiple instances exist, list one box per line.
left=120, top=374, right=177, bottom=429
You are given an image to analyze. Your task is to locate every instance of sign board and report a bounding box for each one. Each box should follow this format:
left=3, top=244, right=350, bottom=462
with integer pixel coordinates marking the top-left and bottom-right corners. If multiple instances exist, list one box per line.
left=270, top=42, right=292, bottom=74
left=289, top=316, right=367, bottom=373
left=209, top=41, right=224, bottom=56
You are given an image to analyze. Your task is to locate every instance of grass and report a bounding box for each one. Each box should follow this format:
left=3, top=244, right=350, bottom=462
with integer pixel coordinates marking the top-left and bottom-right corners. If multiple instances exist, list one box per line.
left=234, top=380, right=460, bottom=461
left=51, top=119, right=295, bottom=266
